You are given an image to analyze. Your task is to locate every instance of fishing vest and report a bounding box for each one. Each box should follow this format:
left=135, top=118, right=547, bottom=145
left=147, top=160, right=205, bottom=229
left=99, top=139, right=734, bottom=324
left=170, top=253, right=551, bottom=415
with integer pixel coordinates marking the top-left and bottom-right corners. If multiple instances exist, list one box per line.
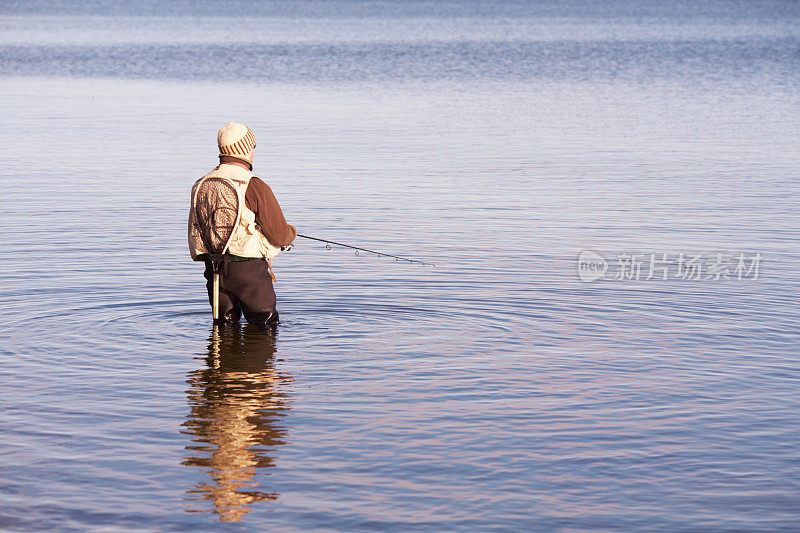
left=188, top=164, right=281, bottom=261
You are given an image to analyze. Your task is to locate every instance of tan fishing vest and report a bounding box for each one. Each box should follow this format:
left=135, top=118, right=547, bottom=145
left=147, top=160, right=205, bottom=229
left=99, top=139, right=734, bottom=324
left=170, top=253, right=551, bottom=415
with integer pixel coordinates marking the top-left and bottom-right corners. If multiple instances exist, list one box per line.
left=188, top=164, right=281, bottom=261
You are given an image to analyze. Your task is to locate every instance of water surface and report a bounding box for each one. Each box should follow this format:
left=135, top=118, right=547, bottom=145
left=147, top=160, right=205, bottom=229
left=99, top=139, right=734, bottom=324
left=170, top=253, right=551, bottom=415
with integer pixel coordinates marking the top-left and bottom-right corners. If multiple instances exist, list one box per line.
left=1, top=1, right=799, bottom=530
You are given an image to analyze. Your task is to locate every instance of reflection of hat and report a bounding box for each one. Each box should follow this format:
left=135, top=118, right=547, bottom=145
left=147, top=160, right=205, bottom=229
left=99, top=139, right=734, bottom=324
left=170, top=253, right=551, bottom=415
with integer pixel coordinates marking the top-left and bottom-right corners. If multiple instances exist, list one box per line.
left=217, top=122, right=256, bottom=165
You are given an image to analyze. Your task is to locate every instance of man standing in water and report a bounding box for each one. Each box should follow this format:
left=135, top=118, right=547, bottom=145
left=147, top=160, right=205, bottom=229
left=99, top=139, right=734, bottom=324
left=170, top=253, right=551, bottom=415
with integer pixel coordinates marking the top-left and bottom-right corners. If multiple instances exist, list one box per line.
left=188, top=122, right=296, bottom=325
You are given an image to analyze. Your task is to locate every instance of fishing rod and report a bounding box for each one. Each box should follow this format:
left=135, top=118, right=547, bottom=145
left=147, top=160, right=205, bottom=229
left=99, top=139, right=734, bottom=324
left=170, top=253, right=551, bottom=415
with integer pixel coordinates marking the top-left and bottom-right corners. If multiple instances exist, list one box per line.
left=296, top=234, right=436, bottom=267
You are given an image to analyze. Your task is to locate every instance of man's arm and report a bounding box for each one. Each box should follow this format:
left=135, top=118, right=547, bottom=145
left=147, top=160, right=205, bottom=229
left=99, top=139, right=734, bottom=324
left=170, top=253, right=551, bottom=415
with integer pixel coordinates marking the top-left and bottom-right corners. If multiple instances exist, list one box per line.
left=244, top=177, right=297, bottom=248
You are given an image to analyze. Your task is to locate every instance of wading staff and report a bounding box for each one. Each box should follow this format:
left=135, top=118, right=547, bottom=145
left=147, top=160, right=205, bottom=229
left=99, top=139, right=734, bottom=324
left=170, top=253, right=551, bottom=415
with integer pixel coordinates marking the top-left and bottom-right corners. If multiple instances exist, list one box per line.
left=296, top=234, right=435, bottom=266
left=210, top=255, right=227, bottom=322
left=212, top=272, right=220, bottom=321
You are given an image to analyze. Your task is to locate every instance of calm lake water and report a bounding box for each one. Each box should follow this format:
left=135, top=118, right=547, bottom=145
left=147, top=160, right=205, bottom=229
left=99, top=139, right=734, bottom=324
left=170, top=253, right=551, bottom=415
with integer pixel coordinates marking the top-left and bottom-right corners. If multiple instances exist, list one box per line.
left=2, top=1, right=800, bottom=530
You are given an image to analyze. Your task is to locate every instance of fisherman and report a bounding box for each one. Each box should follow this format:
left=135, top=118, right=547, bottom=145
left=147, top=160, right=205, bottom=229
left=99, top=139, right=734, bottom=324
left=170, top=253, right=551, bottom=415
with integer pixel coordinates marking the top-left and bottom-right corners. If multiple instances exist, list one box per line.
left=188, top=122, right=296, bottom=325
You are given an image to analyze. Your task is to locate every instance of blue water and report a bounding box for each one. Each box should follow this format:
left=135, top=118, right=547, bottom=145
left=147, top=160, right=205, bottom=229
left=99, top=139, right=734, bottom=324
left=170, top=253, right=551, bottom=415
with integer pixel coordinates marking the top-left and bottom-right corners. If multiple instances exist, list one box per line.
left=1, top=1, right=799, bottom=530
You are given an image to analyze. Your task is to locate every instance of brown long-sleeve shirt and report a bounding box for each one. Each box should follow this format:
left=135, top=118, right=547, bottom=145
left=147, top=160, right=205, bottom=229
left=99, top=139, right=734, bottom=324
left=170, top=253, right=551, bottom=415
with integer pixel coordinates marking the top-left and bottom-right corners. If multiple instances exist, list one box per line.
left=244, top=177, right=296, bottom=248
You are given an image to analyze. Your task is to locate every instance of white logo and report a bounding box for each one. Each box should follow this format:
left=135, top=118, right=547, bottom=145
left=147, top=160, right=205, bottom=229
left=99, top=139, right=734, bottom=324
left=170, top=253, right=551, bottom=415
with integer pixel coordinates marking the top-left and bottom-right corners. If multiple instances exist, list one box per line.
left=578, top=251, right=608, bottom=282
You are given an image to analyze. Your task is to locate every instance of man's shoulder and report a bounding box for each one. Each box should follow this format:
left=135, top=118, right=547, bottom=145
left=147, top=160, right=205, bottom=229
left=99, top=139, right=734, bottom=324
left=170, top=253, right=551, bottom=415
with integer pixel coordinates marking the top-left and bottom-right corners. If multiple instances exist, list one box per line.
left=247, top=176, right=273, bottom=193
left=190, top=175, right=206, bottom=192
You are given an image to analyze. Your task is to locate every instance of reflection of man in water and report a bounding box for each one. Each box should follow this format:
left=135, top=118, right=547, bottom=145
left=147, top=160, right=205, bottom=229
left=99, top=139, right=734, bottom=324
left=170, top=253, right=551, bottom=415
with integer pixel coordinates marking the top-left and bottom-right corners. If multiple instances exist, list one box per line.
left=182, top=324, right=292, bottom=521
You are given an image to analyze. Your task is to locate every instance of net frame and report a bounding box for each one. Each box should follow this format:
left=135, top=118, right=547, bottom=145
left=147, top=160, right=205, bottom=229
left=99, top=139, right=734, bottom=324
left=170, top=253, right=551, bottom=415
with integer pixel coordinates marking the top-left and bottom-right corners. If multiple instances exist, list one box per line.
left=191, top=176, right=243, bottom=322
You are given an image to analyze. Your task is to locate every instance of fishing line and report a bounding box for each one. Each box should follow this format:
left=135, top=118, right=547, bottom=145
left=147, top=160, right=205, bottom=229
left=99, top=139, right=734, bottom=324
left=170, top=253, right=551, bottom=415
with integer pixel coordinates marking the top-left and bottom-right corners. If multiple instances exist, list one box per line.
left=296, top=234, right=436, bottom=266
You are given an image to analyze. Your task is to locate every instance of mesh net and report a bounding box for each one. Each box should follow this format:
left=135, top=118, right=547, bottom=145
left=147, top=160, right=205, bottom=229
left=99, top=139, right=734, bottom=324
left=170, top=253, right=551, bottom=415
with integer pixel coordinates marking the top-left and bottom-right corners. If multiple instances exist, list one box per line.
left=193, top=178, right=239, bottom=255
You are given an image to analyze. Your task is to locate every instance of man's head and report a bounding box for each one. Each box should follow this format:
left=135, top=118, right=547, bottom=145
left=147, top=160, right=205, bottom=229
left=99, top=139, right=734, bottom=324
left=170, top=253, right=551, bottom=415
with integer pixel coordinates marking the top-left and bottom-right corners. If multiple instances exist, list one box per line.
left=217, top=122, right=256, bottom=168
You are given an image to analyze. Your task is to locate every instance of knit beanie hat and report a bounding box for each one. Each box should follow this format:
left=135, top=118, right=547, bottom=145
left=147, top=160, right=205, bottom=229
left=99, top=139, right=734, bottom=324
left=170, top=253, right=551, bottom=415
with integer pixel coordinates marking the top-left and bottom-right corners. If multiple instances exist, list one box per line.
left=217, top=122, right=256, bottom=165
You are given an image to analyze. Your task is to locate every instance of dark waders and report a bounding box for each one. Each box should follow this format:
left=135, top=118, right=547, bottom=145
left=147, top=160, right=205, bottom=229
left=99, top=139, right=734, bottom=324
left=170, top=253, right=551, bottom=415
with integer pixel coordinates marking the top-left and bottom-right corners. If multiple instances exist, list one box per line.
left=204, top=256, right=278, bottom=326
